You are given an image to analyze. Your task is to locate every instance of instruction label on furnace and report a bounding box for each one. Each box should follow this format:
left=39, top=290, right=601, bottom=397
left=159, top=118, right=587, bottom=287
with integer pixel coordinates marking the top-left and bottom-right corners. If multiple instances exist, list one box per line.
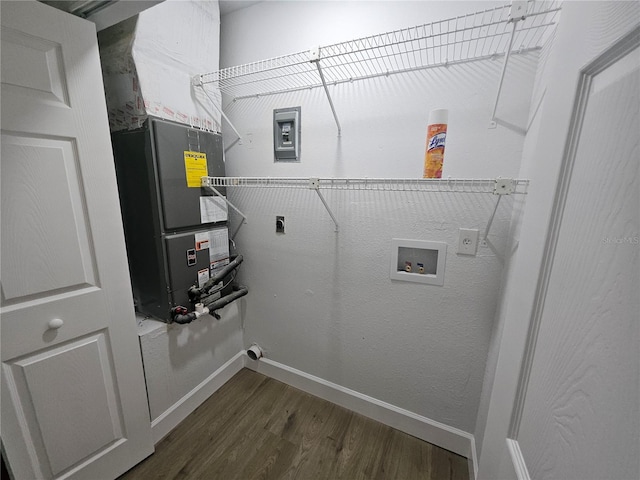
left=197, top=268, right=210, bottom=288
left=208, top=228, right=229, bottom=262
left=194, top=231, right=210, bottom=251
left=209, top=228, right=229, bottom=272
left=184, top=151, right=208, bottom=188
left=200, top=196, right=228, bottom=223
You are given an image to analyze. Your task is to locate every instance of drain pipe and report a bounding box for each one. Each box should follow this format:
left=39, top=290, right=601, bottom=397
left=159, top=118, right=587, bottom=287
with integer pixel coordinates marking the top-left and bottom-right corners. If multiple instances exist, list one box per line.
left=246, top=344, right=263, bottom=361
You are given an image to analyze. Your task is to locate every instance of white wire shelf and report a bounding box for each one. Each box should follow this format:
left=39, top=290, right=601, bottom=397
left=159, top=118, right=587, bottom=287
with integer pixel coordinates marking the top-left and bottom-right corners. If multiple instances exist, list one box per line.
left=200, top=1, right=560, bottom=100
left=202, top=177, right=529, bottom=194
left=203, top=176, right=527, bottom=235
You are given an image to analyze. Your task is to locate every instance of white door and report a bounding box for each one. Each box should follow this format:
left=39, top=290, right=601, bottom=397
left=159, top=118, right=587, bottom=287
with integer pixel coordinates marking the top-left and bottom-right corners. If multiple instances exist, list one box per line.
left=477, top=5, right=639, bottom=479
left=509, top=41, right=639, bottom=480
left=1, top=2, right=154, bottom=479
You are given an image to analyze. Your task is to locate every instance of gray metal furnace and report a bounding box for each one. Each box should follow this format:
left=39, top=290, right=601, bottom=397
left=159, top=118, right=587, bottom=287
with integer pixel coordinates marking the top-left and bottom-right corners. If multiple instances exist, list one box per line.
left=111, top=118, right=230, bottom=321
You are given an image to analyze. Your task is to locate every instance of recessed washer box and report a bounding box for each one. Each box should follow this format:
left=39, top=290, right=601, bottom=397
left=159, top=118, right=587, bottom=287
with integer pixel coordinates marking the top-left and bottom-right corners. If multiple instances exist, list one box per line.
left=390, top=239, right=447, bottom=286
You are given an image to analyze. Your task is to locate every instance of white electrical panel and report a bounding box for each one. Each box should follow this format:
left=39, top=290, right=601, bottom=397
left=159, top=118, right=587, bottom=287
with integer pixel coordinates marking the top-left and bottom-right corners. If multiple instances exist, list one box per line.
left=273, top=106, right=301, bottom=162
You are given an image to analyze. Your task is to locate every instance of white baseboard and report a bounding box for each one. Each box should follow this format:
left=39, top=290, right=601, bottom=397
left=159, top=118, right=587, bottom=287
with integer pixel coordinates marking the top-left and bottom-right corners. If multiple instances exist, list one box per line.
left=507, top=439, right=531, bottom=480
left=150, top=351, right=245, bottom=443
left=244, top=354, right=477, bottom=469
left=469, top=435, right=478, bottom=479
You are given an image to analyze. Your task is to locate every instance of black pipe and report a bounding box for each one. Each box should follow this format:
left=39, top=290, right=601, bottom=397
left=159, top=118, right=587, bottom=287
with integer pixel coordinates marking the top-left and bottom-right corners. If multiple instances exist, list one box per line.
left=171, top=285, right=249, bottom=325
left=188, top=255, right=244, bottom=301
left=203, top=285, right=248, bottom=312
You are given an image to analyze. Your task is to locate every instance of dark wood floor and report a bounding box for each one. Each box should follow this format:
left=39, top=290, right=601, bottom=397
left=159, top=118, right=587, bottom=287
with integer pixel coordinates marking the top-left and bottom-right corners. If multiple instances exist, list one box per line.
left=120, top=368, right=469, bottom=480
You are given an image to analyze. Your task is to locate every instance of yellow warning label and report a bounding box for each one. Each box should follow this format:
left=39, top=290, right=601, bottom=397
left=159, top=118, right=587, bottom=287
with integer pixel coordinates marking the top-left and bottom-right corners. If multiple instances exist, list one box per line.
left=184, top=151, right=208, bottom=188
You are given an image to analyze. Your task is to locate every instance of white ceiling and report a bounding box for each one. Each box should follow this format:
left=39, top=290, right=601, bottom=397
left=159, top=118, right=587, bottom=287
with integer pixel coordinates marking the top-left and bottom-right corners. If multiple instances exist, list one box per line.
left=40, top=0, right=262, bottom=24
left=219, top=0, right=262, bottom=16
left=39, top=0, right=163, bottom=30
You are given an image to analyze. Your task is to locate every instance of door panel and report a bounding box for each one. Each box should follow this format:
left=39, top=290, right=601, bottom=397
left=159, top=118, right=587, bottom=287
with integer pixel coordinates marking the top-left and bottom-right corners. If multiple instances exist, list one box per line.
left=0, top=27, right=69, bottom=107
left=1, top=2, right=153, bottom=479
left=4, top=332, right=124, bottom=477
left=1, top=134, right=96, bottom=301
left=1, top=288, right=104, bottom=362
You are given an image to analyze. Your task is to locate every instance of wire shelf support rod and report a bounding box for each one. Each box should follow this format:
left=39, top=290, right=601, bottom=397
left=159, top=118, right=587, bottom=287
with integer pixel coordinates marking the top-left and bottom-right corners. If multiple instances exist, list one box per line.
left=309, top=46, right=342, bottom=137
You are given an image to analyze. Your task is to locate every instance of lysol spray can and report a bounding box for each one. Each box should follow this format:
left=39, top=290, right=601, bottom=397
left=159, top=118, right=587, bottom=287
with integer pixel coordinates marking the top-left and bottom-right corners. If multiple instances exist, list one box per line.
left=423, top=109, right=449, bottom=178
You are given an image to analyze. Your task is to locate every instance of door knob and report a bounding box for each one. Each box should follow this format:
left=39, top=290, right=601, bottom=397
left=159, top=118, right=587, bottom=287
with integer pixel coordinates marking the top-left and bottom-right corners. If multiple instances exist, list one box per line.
left=48, top=318, right=64, bottom=330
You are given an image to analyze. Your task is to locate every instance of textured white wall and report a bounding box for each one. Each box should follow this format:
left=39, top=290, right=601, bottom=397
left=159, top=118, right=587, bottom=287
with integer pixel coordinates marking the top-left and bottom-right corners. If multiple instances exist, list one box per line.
left=221, top=1, right=505, bottom=66
left=220, top=1, right=538, bottom=433
left=139, top=305, right=244, bottom=421
left=473, top=26, right=557, bottom=458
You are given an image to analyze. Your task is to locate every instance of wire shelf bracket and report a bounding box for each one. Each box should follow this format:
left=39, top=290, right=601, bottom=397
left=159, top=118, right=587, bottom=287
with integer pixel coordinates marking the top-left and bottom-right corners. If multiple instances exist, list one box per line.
left=201, top=176, right=528, bottom=237
left=309, top=47, right=342, bottom=136
left=489, top=1, right=534, bottom=128
left=192, top=75, right=243, bottom=150
left=308, top=177, right=339, bottom=231
left=203, top=183, right=248, bottom=241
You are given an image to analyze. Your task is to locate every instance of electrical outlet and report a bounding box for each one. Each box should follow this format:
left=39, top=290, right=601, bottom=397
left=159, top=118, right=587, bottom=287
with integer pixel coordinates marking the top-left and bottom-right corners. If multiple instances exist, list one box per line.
left=458, top=228, right=479, bottom=255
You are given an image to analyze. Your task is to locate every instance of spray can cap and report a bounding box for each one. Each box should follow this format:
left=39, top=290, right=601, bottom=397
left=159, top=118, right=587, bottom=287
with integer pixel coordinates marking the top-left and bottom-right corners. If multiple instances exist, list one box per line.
left=428, top=108, right=449, bottom=124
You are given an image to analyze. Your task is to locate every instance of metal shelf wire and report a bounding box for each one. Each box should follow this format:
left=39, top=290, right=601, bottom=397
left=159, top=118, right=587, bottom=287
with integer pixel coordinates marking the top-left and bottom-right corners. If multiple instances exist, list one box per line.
left=202, top=177, right=529, bottom=194
left=202, top=176, right=529, bottom=234
left=200, top=1, right=560, bottom=100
